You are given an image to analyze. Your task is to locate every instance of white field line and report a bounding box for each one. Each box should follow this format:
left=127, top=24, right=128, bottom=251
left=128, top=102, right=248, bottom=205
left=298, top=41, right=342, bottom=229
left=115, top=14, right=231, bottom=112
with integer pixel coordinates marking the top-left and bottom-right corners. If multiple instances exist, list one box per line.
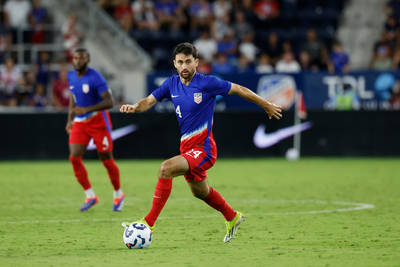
left=0, top=199, right=374, bottom=225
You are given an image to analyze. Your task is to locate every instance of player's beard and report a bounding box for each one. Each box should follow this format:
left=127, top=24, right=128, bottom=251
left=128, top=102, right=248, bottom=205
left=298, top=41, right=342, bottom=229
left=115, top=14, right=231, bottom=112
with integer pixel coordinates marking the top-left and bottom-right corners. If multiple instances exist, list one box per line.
left=74, top=63, right=88, bottom=74
left=180, top=69, right=194, bottom=81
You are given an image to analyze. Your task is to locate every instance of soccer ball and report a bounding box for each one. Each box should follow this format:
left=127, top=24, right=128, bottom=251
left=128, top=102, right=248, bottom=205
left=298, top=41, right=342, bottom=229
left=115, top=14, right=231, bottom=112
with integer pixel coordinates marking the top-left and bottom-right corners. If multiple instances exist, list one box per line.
left=123, top=222, right=153, bottom=249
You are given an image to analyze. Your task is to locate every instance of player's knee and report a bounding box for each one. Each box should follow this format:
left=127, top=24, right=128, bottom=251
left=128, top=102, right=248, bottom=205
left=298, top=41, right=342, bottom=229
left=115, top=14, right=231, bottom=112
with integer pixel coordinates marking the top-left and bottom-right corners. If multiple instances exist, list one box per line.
left=159, top=160, right=173, bottom=178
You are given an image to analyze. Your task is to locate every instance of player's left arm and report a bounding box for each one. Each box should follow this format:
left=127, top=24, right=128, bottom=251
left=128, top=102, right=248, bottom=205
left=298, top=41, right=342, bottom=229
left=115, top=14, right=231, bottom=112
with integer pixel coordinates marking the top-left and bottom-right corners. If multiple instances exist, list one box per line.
left=229, top=83, right=283, bottom=120
left=73, top=90, right=114, bottom=115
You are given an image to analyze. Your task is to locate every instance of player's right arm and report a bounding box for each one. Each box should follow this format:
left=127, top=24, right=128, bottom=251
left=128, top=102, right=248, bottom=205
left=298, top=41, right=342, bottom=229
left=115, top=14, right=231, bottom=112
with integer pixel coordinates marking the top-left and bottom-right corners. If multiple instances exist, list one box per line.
left=66, top=93, right=76, bottom=134
left=120, top=94, right=158, bottom=114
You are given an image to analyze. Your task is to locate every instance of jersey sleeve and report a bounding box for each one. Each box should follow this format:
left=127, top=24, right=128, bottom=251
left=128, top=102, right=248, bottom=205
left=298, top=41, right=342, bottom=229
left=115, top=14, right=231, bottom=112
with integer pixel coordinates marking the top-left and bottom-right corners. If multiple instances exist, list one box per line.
left=204, top=75, right=231, bottom=97
left=92, top=70, right=109, bottom=94
left=152, top=78, right=171, bottom=101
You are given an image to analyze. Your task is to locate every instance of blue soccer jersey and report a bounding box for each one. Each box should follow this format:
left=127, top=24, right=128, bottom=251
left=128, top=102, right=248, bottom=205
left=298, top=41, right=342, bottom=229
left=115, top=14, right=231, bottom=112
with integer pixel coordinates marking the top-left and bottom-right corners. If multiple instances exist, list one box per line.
left=68, top=68, right=109, bottom=120
left=152, top=72, right=231, bottom=149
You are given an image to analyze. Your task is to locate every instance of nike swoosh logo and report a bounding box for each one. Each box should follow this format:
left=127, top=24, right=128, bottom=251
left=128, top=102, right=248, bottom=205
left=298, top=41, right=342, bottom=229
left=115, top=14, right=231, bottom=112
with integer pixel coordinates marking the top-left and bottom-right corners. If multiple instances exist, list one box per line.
left=87, top=124, right=138, bottom=151
left=171, top=95, right=179, bottom=98
left=253, top=122, right=312, bottom=149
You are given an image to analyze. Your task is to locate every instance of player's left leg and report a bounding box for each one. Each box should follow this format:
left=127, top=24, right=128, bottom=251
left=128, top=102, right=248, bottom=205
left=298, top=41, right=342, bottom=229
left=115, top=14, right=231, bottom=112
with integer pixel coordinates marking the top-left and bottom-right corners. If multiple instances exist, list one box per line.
left=98, top=151, right=124, bottom=212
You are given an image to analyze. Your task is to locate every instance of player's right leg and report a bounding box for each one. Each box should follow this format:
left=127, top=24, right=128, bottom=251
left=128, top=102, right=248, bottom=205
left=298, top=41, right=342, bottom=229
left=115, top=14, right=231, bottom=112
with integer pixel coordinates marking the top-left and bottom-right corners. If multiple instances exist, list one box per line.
left=69, top=123, right=98, bottom=212
left=128, top=155, right=189, bottom=229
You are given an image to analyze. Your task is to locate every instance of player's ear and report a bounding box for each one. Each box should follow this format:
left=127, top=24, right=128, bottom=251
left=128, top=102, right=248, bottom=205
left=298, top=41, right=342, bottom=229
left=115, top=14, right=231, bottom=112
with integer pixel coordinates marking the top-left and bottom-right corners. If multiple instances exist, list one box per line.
left=194, top=58, right=199, bottom=67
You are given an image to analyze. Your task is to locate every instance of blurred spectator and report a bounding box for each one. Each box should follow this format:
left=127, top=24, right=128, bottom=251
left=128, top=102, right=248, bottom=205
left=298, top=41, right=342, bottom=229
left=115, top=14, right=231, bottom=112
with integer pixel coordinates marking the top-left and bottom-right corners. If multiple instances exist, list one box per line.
left=212, top=13, right=232, bottom=40
left=113, top=0, right=133, bottom=26
left=52, top=67, right=70, bottom=110
left=301, top=28, right=328, bottom=69
left=238, top=32, right=258, bottom=63
left=194, top=30, right=217, bottom=63
left=370, top=43, right=392, bottom=70
left=29, top=83, right=48, bottom=108
left=4, top=0, right=31, bottom=29
left=35, top=51, right=51, bottom=87
left=62, top=13, right=84, bottom=61
left=154, top=0, right=185, bottom=31
left=217, top=30, right=237, bottom=60
left=0, top=57, right=21, bottom=106
left=299, top=50, right=319, bottom=71
left=233, top=10, right=252, bottom=40
left=328, top=41, right=349, bottom=74
left=212, top=53, right=235, bottom=74
left=282, top=40, right=293, bottom=53
left=196, top=56, right=212, bottom=74
left=254, top=0, right=280, bottom=21
left=255, top=53, right=273, bottom=73
left=275, top=51, right=301, bottom=73
left=385, top=15, right=399, bottom=36
left=392, top=45, right=400, bottom=70
left=14, top=75, right=31, bottom=106
left=132, top=0, right=159, bottom=31
left=212, top=0, right=232, bottom=21
left=326, top=83, right=360, bottom=110
left=28, top=0, right=49, bottom=44
left=236, top=53, right=254, bottom=73
left=189, top=0, right=213, bottom=31
left=0, top=27, right=12, bottom=63
left=263, top=32, right=282, bottom=65
left=389, top=80, right=400, bottom=109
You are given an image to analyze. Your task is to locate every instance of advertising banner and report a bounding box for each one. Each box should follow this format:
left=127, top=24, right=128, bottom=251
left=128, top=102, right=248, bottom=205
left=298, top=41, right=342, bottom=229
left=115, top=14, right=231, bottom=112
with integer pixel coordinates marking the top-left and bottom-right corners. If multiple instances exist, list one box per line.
left=147, top=71, right=400, bottom=110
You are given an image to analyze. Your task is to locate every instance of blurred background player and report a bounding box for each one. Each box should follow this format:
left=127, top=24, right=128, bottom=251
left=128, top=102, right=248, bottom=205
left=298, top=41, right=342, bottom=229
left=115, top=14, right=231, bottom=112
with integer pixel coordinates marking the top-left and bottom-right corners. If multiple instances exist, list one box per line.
left=120, top=43, right=282, bottom=243
left=66, top=48, right=124, bottom=212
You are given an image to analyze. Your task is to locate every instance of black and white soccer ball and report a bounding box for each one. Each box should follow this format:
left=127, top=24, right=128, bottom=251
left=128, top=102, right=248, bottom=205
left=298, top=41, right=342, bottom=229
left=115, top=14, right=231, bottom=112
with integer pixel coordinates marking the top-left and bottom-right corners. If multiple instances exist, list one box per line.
left=123, top=222, right=152, bottom=249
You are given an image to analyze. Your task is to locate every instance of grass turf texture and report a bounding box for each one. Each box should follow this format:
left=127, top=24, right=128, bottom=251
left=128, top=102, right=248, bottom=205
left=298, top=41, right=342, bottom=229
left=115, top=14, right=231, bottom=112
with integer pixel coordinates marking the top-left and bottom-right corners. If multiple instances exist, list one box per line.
left=0, top=158, right=399, bottom=266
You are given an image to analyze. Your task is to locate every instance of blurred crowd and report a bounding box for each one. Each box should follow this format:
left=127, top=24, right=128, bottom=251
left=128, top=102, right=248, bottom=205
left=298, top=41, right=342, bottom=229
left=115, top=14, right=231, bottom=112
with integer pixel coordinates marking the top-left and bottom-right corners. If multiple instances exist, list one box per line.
left=370, top=0, right=400, bottom=71
left=0, top=0, right=85, bottom=108
left=97, top=0, right=349, bottom=73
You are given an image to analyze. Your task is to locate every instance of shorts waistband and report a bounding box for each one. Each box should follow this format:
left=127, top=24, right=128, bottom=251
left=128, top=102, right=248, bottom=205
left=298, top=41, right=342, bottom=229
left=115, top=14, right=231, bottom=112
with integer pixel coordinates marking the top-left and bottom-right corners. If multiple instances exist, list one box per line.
left=73, top=111, right=98, bottom=122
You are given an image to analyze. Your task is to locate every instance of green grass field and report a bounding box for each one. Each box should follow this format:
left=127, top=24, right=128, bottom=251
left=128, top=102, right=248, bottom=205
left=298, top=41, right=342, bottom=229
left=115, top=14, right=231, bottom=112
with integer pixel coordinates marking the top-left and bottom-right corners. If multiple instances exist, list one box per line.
left=0, top=158, right=399, bottom=266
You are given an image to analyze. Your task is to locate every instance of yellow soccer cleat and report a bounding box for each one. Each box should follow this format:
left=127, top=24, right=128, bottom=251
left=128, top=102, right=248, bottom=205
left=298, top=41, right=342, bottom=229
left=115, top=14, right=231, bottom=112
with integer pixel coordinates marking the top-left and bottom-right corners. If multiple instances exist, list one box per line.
left=224, top=211, right=244, bottom=243
left=122, top=218, right=155, bottom=231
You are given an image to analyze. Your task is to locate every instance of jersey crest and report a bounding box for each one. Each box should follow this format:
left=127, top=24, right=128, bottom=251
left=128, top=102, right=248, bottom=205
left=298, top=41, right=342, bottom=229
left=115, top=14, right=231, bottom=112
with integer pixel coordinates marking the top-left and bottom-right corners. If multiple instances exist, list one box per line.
left=82, top=84, right=90, bottom=94
left=194, top=92, right=202, bottom=104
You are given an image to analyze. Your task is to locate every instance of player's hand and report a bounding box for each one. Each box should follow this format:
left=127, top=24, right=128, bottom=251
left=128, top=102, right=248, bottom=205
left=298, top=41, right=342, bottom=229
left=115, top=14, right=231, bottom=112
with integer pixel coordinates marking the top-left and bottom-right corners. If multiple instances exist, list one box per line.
left=120, top=104, right=137, bottom=113
left=73, top=107, right=89, bottom=115
left=264, top=102, right=283, bottom=120
left=65, top=121, right=73, bottom=134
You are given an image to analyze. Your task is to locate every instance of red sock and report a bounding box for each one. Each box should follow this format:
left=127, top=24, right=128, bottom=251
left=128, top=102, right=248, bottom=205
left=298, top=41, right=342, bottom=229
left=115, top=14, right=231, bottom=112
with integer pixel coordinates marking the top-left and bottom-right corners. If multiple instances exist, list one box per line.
left=145, top=178, right=172, bottom=227
left=102, top=158, right=121, bottom=190
left=69, top=156, right=91, bottom=190
left=203, top=187, right=236, bottom=221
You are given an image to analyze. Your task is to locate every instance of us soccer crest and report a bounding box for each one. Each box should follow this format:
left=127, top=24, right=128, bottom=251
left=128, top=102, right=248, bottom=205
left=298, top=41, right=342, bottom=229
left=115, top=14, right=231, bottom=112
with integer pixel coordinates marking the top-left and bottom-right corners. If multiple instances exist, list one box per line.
left=82, top=84, right=90, bottom=94
left=194, top=93, right=202, bottom=104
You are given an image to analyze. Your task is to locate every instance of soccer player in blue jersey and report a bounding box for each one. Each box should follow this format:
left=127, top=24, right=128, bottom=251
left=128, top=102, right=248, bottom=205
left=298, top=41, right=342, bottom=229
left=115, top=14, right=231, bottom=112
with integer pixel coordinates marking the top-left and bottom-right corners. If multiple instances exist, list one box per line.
left=120, top=43, right=282, bottom=242
left=66, top=48, right=124, bottom=212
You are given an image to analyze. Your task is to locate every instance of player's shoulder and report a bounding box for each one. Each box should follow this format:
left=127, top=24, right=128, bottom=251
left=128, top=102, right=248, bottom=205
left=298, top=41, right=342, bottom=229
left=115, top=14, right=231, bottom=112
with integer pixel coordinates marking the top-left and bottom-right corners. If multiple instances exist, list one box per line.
left=67, top=70, right=75, bottom=80
left=195, top=73, right=220, bottom=85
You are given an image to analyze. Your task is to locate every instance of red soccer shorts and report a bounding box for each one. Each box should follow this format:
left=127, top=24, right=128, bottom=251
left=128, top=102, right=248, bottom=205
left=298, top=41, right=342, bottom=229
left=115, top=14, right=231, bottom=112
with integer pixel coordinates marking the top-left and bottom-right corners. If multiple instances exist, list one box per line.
left=181, top=138, right=217, bottom=182
left=69, top=111, right=113, bottom=153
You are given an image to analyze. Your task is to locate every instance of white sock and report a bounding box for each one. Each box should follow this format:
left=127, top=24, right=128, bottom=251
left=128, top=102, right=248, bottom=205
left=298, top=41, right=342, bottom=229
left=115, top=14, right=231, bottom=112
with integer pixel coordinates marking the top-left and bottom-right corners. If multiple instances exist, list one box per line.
left=114, top=189, right=123, bottom=198
left=85, top=188, right=96, bottom=199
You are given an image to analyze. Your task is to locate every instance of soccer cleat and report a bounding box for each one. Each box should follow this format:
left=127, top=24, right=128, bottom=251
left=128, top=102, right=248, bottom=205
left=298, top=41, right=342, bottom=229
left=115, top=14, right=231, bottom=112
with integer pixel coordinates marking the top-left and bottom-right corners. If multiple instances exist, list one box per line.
left=80, top=196, right=99, bottom=212
left=113, top=192, right=125, bottom=212
left=224, top=211, right=244, bottom=243
left=122, top=218, right=155, bottom=231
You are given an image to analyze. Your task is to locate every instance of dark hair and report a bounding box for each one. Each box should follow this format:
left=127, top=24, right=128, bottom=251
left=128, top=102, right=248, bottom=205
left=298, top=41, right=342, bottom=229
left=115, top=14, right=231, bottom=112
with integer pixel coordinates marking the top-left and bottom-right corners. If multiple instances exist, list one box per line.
left=73, top=48, right=90, bottom=60
left=172, top=42, right=199, bottom=60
